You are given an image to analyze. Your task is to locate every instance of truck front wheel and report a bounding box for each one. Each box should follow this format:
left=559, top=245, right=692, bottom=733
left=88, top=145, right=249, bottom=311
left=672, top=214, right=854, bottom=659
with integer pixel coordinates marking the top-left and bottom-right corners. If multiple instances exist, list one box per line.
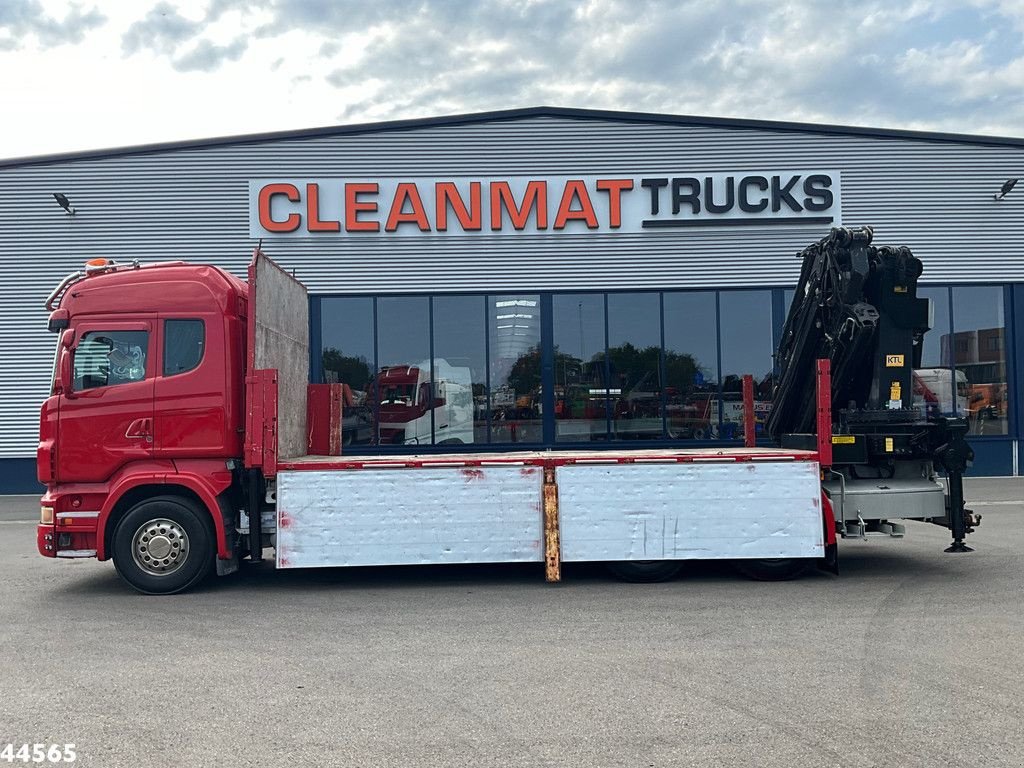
left=111, top=496, right=215, bottom=595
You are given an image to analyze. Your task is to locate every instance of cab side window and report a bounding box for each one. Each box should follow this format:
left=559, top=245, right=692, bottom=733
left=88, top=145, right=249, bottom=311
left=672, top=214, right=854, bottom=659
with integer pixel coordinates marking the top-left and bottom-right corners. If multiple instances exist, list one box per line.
left=74, top=330, right=149, bottom=390
left=163, top=319, right=205, bottom=376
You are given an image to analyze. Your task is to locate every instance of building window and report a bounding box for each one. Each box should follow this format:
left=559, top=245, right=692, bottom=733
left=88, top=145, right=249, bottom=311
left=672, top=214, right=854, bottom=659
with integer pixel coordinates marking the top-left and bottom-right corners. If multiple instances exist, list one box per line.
left=320, top=297, right=375, bottom=448
left=489, top=295, right=542, bottom=444
left=663, top=291, right=718, bottom=439
left=607, top=293, right=662, bottom=440
left=719, top=290, right=773, bottom=441
left=951, top=287, right=1008, bottom=436
left=433, top=296, right=487, bottom=446
left=553, top=294, right=607, bottom=442
left=374, top=297, right=431, bottom=446
left=916, top=287, right=956, bottom=416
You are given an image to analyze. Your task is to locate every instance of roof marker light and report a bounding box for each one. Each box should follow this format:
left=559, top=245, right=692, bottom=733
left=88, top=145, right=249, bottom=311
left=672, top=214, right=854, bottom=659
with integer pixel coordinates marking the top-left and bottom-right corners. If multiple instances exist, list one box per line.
left=84, top=258, right=115, bottom=274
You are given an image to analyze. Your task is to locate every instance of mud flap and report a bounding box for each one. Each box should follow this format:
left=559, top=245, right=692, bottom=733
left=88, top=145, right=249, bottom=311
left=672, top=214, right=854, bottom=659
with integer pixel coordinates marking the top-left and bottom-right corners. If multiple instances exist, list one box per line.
left=820, top=542, right=839, bottom=575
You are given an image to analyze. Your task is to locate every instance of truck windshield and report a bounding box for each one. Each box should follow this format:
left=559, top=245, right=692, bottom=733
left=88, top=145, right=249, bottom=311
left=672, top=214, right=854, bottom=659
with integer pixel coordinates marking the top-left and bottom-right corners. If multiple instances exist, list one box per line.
left=381, top=384, right=416, bottom=404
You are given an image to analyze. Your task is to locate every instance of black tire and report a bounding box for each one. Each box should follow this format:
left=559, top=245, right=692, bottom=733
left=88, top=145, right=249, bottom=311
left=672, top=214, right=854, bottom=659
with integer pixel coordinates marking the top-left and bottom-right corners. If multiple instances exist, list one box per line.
left=734, top=558, right=809, bottom=581
left=111, top=495, right=215, bottom=595
left=607, top=560, right=682, bottom=583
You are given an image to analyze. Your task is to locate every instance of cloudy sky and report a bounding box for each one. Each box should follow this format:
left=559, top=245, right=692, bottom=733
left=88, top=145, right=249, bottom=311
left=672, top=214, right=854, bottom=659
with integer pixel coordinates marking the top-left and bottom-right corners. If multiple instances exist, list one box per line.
left=2, top=0, right=1022, bottom=160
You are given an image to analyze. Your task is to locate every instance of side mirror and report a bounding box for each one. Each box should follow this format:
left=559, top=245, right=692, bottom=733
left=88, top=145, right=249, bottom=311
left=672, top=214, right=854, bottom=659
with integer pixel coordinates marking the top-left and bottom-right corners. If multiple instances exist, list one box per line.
left=48, top=309, right=70, bottom=333
left=54, top=330, right=75, bottom=396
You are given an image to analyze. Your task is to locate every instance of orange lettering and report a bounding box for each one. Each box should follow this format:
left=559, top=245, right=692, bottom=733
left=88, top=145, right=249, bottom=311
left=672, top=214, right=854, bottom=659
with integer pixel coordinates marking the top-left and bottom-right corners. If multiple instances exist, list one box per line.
left=596, top=179, right=633, bottom=228
left=554, top=181, right=599, bottom=229
left=258, top=183, right=301, bottom=233
left=436, top=182, right=482, bottom=231
left=306, top=183, right=340, bottom=232
left=490, top=181, right=547, bottom=230
left=385, top=183, right=431, bottom=232
left=345, top=183, right=379, bottom=232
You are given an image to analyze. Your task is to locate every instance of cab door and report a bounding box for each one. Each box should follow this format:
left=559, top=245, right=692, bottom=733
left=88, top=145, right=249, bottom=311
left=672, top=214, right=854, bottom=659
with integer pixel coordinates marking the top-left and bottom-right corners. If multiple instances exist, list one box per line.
left=57, top=321, right=155, bottom=483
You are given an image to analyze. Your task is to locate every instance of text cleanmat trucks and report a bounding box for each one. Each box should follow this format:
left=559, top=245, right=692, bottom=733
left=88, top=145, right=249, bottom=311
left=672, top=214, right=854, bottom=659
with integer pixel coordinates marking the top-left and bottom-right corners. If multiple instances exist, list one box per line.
left=36, top=229, right=976, bottom=594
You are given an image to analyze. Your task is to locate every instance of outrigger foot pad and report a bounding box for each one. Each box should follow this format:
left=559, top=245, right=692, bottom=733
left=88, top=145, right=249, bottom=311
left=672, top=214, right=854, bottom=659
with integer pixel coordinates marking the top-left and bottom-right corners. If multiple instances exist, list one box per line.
left=945, top=541, right=974, bottom=553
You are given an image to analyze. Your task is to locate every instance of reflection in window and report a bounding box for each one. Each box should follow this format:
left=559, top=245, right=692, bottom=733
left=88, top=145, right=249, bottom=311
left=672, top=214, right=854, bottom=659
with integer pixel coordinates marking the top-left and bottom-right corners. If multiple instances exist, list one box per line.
left=663, top=292, right=718, bottom=440
left=554, top=294, right=607, bottom=442
left=433, top=296, right=486, bottom=446
left=719, top=290, right=773, bottom=441
left=914, top=287, right=955, bottom=417
left=950, top=287, right=1008, bottom=435
left=74, top=330, right=148, bottom=390
left=374, top=297, right=431, bottom=446
left=320, top=297, right=375, bottom=447
left=489, top=295, right=541, bottom=443
left=607, top=293, right=662, bottom=440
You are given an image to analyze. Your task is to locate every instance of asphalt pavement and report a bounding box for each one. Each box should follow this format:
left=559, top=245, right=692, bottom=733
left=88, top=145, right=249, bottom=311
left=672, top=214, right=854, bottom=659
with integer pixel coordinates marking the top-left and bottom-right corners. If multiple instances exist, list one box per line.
left=1, top=478, right=1022, bottom=767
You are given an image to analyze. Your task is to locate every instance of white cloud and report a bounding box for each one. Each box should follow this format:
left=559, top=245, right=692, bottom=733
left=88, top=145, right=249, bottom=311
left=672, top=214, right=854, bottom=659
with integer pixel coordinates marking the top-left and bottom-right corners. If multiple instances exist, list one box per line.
left=1, top=0, right=1023, bottom=160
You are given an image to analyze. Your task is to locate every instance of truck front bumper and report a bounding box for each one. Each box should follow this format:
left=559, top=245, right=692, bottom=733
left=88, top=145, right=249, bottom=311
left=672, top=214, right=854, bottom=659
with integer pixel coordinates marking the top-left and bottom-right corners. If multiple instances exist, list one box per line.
left=38, top=492, right=101, bottom=559
left=37, top=523, right=56, bottom=557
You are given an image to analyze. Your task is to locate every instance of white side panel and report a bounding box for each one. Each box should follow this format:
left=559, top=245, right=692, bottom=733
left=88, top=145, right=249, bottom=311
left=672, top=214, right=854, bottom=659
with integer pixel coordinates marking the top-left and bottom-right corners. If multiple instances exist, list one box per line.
left=276, top=466, right=543, bottom=568
left=558, top=462, right=823, bottom=561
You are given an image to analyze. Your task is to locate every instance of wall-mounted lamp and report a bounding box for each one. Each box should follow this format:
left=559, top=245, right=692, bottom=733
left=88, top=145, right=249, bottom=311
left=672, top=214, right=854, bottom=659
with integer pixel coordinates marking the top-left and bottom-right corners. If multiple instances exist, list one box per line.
left=53, top=193, right=76, bottom=215
left=994, top=179, right=1018, bottom=200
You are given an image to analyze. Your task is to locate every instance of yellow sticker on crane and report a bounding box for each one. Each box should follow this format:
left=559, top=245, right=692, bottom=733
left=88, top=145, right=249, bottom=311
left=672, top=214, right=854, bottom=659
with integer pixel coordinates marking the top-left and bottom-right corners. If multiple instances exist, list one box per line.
left=885, top=437, right=894, bottom=452
left=832, top=435, right=856, bottom=444
left=886, top=354, right=904, bottom=367
left=890, top=381, right=901, bottom=401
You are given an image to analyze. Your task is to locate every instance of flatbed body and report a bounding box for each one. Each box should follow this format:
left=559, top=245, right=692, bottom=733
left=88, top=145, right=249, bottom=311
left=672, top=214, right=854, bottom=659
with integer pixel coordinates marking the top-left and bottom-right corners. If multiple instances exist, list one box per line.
left=273, top=446, right=825, bottom=570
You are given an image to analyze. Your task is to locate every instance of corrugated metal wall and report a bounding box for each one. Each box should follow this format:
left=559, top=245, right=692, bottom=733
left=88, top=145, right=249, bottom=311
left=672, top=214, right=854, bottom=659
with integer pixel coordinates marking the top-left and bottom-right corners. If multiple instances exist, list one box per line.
left=2, top=114, right=1024, bottom=458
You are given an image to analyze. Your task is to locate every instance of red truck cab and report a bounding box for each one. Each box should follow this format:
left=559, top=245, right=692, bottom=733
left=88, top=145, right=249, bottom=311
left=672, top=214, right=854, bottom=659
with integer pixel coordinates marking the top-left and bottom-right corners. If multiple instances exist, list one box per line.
left=38, top=258, right=248, bottom=592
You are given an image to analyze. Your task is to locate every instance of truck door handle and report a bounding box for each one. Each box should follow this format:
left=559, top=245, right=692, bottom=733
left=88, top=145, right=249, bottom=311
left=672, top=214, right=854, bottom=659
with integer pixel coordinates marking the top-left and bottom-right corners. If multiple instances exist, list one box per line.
left=125, top=418, right=153, bottom=441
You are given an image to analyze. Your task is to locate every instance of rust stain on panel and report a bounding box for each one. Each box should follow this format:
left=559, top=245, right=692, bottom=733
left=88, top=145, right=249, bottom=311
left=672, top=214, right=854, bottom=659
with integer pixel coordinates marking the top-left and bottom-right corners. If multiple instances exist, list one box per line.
left=543, top=467, right=561, bottom=583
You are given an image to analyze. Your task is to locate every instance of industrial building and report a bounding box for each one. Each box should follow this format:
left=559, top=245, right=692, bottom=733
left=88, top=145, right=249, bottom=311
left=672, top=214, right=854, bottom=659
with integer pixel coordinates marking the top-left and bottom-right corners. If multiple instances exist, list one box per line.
left=1, top=106, right=1022, bottom=491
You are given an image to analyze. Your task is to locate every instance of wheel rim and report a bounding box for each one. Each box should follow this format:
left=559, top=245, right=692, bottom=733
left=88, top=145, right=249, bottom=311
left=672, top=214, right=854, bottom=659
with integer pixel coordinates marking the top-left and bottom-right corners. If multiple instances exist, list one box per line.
left=131, top=518, right=190, bottom=576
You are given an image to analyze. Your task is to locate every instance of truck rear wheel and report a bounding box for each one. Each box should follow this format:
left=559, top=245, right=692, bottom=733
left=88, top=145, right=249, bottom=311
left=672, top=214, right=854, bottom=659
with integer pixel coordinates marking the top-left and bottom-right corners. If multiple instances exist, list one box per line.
left=734, top=558, right=809, bottom=581
left=607, top=560, right=682, bottom=583
left=111, top=495, right=215, bottom=595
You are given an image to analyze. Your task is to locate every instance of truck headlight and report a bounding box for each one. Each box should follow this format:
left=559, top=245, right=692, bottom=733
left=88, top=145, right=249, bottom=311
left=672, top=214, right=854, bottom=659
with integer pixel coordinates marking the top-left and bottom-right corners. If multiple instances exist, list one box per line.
left=40, top=505, right=54, bottom=525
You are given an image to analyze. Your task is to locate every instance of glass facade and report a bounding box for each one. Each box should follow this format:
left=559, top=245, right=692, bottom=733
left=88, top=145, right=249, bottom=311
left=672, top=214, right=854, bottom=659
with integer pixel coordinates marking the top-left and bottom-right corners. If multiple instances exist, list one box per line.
left=318, top=289, right=779, bottom=450
left=315, top=284, right=1014, bottom=454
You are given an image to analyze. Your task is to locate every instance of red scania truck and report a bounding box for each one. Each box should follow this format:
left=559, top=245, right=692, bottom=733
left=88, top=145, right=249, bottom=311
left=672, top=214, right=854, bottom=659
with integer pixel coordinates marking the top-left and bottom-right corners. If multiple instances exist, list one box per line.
left=36, top=227, right=977, bottom=594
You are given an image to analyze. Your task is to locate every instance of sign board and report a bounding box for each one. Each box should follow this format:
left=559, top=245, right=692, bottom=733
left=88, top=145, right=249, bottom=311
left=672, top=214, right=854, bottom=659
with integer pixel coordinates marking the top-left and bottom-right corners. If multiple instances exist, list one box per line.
left=249, top=171, right=841, bottom=238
